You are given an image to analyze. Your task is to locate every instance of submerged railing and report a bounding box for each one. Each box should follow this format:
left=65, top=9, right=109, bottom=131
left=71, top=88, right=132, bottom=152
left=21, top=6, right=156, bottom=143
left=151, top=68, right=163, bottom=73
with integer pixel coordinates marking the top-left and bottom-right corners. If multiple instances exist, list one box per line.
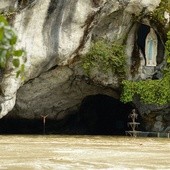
left=125, top=109, right=170, bottom=138
left=126, top=131, right=170, bottom=138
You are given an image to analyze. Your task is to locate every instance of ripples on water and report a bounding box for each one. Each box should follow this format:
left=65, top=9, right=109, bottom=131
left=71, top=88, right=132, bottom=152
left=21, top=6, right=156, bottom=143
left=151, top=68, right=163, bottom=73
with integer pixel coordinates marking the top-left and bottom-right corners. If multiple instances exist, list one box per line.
left=0, top=135, right=169, bottom=170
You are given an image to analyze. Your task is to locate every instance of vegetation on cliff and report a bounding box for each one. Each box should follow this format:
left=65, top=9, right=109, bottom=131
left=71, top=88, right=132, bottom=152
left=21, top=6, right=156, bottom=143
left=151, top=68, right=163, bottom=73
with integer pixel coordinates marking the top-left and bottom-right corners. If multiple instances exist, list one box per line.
left=149, top=0, right=170, bottom=28
left=82, top=40, right=126, bottom=80
left=120, top=0, right=170, bottom=105
left=0, top=15, right=25, bottom=78
left=121, top=30, right=170, bottom=105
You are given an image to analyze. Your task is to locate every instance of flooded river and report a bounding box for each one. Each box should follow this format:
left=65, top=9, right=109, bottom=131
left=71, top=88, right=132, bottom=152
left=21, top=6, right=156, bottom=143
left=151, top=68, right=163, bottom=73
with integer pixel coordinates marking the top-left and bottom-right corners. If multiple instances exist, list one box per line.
left=0, top=135, right=169, bottom=170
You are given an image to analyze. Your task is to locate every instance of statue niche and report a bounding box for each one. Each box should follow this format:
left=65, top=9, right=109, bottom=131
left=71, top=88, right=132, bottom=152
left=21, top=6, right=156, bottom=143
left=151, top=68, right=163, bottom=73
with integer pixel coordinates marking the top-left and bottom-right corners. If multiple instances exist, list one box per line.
left=145, top=28, right=158, bottom=66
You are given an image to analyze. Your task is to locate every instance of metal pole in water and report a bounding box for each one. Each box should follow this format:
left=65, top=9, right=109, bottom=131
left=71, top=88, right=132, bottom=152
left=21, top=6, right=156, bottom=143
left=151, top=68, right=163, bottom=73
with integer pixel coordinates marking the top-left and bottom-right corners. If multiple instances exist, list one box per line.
left=41, top=114, right=49, bottom=135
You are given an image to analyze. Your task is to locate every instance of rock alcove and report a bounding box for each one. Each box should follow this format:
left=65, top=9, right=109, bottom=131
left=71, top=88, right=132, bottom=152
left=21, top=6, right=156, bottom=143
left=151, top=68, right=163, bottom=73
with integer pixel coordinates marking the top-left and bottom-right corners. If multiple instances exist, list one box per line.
left=137, top=24, right=164, bottom=66
left=128, top=22, right=165, bottom=80
left=0, top=94, right=137, bottom=135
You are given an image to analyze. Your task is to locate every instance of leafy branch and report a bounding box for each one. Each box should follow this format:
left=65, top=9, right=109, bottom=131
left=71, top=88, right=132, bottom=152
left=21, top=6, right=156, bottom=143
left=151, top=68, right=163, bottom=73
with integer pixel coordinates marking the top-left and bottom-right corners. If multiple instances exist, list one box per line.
left=0, top=15, right=25, bottom=79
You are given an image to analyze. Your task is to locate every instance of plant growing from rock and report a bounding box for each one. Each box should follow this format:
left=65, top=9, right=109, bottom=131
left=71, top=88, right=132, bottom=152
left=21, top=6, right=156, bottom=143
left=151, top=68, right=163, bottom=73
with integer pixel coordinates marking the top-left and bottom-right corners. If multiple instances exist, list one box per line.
left=151, top=0, right=170, bottom=24
left=0, top=15, right=25, bottom=78
left=82, top=40, right=126, bottom=80
left=121, top=30, right=170, bottom=105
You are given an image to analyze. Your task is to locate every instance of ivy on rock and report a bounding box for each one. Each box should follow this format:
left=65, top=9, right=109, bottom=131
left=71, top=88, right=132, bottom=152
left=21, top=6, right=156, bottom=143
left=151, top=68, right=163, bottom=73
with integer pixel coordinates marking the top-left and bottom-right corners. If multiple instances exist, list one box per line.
left=0, top=15, right=25, bottom=78
left=121, top=30, right=170, bottom=105
left=82, top=40, right=126, bottom=80
left=149, top=0, right=170, bottom=27
left=121, top=77, right=170, bottom=105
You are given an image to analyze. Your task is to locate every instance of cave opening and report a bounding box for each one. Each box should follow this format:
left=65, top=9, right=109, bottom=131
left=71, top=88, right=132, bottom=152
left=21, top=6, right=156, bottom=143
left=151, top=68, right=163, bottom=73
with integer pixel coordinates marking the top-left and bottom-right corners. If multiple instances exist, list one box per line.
left=0, top=94, right=137, bottom=135
left=76, top=94, right=133, bottom=135
left=77, top=94, right=134, bottom=135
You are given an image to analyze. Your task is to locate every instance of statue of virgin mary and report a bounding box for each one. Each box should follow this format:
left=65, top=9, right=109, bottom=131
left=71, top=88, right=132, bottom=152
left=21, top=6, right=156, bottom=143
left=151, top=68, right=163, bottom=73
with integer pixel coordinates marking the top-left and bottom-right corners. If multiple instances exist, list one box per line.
left=145, top=28, right=158, bottom=66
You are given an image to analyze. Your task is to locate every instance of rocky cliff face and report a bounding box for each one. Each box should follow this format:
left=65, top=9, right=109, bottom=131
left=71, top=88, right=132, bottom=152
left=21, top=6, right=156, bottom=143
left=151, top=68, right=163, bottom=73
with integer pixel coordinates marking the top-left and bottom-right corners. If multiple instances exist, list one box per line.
left=0, top=0, right=169, bottom=133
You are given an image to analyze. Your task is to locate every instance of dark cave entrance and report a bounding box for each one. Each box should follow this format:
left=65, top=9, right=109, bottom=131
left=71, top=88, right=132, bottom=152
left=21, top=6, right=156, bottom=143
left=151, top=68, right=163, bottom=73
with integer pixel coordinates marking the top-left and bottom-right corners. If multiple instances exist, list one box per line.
left=77, top=94, right=134, bottom=135
left=0, top=94, right=136, bottom=135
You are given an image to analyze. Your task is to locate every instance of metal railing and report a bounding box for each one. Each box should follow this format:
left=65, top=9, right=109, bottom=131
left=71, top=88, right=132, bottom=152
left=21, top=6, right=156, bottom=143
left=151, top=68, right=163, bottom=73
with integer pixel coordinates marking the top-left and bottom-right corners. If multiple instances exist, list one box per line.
left=125, top=131, right=170, bottom=138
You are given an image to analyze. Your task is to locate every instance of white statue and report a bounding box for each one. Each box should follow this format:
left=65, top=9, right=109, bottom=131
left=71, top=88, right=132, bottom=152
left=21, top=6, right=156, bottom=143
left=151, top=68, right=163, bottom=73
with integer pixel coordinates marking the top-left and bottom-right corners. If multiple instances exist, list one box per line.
left=145, top=28, right=157, bottom=66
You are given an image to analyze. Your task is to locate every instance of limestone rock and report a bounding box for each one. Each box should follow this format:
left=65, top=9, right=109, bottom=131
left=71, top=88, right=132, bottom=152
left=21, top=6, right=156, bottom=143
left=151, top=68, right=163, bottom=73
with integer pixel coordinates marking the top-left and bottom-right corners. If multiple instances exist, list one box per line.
left=125, top=0, right=161, bottom=15
left=0, top=0, right=163, bottom=123
left=156, top=115, right=162, bottom=121
left=0, top=0, right=16, bottom=12
left=9, top=66, right=117, bottom=119
left=152, top=121, right=164, bottom=132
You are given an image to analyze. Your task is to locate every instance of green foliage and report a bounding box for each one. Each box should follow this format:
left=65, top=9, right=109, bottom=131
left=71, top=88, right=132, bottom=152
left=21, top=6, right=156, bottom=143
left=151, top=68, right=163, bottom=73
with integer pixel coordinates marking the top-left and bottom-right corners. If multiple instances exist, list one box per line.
left=121, top=77, right=170, bottom=105
left=0, top=15, right=25, bottom=78
left=82, top=40, right=126, bottom=79
left=149, top=0, right=170, bottom=26
left=121, top=30, right=170, bottom=105
left=165, top=31, right=170, bottom=63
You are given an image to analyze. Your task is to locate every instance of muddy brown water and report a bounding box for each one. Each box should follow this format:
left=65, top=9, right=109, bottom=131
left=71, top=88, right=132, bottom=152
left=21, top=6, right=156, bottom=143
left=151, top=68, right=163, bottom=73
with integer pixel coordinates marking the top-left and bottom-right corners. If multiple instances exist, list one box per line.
left=0, top=135, right=169, bottom=170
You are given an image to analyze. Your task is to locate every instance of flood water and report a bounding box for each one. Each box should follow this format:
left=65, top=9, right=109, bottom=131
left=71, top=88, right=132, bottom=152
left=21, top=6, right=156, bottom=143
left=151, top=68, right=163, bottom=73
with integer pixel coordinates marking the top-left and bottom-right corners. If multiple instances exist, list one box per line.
left=0, top=135, right=169, bottom=170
